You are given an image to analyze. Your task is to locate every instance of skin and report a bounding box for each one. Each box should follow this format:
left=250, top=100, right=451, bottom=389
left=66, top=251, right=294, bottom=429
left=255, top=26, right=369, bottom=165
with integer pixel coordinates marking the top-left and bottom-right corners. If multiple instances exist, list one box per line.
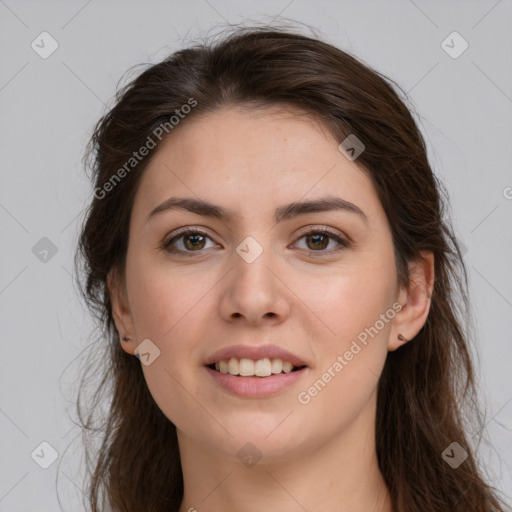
left=108, top=105, right=434, bottom=512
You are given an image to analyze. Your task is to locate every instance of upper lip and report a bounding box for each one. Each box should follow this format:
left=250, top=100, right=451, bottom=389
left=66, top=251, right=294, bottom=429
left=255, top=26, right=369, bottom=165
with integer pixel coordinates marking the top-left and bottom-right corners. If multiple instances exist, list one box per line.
left=204, top=344, right=308, bottom=368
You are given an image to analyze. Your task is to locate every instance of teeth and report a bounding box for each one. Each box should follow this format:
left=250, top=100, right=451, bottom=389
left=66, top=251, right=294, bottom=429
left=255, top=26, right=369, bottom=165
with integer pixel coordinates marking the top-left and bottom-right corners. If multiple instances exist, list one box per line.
left=282, top=361, right=293, bottom=373
left=271, top=358, right=282, bottom=374
left=254, top=358, right=271, bottom=377
left=239, top=358, right=254, bottom=376
left=227, top=357, right=239, bottom=375
left=212, top=357, right=299, bottom=377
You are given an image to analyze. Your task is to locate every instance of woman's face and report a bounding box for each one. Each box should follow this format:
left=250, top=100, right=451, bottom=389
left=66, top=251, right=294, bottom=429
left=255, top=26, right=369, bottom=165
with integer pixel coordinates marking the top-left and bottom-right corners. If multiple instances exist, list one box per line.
left=114, top=105, right=406, bottom=463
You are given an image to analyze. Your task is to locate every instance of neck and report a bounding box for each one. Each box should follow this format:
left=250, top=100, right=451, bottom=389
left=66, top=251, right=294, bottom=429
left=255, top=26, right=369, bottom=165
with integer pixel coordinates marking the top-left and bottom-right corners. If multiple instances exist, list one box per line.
left=177, top=393, right=393, bottom=512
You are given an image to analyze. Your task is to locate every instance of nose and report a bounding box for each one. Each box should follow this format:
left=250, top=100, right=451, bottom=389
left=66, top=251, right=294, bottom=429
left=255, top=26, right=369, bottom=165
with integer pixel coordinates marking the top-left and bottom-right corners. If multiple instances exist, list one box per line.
left=218, top=248, right=291, bottom=326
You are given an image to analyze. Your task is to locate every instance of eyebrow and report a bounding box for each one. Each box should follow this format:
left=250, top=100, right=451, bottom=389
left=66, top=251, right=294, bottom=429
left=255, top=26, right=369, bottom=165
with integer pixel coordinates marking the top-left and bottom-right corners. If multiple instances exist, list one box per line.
left=146, top=195, right=369, bottom=225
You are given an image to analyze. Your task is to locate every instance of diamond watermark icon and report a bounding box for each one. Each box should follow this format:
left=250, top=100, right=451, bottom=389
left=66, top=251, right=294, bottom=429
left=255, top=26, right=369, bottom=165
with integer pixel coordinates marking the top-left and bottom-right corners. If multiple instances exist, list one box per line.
left=31, top=31, right=59, bottom=59
left=32, top=237, right=58, bottom=263
left=338, top=134, right=365, bottom=161
left=31, top=441, right=59, bottom=469
left=237, top=442, right=262, bottom=468
left=441, top=31, right=468, bottom=59
left=134, top=338, right=161, bottom=366
left=441, top=441, right=468, bottom=468
left=236, top=236, right=263, bottom=263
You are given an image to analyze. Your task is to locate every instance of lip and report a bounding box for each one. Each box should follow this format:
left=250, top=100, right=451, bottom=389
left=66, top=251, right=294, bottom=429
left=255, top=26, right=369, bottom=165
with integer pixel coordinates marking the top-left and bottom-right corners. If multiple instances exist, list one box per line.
left=204, top=365, right=309, bottom=398
left=204, top=344, right=308, bottom=368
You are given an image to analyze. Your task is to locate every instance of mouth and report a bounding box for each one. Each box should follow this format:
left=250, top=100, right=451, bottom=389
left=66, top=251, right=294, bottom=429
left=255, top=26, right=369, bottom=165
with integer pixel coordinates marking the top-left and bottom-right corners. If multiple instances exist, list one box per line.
left=206, top=358, right=308, bottom=378
left=203, top=345, right=310, bottom=397
left=204, top=358, right=309, bottom=398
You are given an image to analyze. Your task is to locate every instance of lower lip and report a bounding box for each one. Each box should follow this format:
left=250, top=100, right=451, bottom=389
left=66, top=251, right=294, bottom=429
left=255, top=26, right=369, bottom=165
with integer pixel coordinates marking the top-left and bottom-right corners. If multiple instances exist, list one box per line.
left=204, top=366, right=308, bottom=398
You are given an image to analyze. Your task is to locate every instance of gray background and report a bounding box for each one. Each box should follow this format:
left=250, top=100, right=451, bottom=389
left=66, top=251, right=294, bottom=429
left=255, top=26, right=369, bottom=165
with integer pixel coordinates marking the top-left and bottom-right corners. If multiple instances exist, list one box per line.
left=1, top=0, right=511, bottom=510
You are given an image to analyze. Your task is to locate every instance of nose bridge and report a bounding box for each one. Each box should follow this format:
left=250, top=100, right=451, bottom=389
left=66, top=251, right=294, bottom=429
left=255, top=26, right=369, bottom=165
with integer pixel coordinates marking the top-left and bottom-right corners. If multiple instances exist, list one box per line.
left=219, top=234, right=289, bottom=324
left=233, top=235, right=277, bottom=297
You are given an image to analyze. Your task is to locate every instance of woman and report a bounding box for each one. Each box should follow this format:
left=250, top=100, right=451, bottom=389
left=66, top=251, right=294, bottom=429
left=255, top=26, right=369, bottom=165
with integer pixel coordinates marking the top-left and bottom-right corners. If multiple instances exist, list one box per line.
left=74, top=26, right=510, bottom=511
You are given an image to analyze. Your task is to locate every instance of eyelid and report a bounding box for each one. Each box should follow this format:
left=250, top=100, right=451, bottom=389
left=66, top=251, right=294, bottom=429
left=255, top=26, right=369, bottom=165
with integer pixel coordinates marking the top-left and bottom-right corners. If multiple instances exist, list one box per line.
left=291, top=225, right=350, bottom=254
left=163, top=226, right=214, bottom=245
left=293, top=224, right=345, bottom=239
left=163, top=226, right=219, bottom=257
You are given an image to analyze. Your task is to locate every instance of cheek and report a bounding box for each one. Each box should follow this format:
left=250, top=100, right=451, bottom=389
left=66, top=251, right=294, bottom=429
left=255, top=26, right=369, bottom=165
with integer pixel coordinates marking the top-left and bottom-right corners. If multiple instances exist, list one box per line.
left=296, top=285, right=392, bottom=430
left=292, top=258, right=395, bottom=412
left=125, top=260, right=215, bottom=427
left=295, top=253, right=397, bottom=347
left=126, top=256, right=207, bottom=341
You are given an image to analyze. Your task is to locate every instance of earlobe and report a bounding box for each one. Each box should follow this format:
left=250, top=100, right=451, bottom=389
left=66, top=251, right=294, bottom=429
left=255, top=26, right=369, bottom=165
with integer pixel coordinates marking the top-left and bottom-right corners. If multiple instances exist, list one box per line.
left=107, top=268, right=137, bottom=355
left=388, top=251, right=435, bottom=352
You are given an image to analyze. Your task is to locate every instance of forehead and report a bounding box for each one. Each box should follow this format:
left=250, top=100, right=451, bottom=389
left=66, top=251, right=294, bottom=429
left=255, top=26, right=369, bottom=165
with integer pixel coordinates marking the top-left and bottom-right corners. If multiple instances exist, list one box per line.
left=131, top=106, right=384, bottom=227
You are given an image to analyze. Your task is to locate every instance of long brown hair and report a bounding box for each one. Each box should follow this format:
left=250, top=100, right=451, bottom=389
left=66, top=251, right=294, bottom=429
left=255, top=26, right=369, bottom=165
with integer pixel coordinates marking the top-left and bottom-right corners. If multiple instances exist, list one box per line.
left=73, top=25, right=511, bottom=512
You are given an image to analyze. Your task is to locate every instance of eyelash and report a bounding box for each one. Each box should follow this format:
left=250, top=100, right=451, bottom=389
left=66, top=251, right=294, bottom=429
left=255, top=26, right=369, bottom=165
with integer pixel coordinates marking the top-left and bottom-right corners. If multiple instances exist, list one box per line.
left=162, top=226, right=350, bottom=258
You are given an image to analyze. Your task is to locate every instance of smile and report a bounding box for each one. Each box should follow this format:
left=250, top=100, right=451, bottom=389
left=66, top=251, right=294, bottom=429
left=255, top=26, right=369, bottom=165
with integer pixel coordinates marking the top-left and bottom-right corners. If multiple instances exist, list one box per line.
left=208, top=357, right=306, bottom=377
left=205, top=361, right=309, bottom=398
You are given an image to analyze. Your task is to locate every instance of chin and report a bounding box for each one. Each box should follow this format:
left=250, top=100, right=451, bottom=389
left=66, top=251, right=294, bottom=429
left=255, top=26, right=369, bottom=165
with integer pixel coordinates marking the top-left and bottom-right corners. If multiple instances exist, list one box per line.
left=205, top=419, right=307, bottom=458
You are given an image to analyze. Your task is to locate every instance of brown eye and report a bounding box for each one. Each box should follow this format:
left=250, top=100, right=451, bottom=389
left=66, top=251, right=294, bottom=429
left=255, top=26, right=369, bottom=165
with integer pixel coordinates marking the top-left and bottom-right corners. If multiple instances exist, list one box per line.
left=294, top=229, right=349, bottom=254
left=182, top=232, right=206, bottom=250
left=305, top=232, right=330, bottom=250
left=164, top=229, right=216, bottom=255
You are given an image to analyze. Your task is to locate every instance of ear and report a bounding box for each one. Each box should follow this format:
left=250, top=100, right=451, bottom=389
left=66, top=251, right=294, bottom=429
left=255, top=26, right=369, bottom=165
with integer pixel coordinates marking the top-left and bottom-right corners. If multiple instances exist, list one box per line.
left=107, top=268, right=137, bottom=355
left=388, top=251, right=435, bottom=351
